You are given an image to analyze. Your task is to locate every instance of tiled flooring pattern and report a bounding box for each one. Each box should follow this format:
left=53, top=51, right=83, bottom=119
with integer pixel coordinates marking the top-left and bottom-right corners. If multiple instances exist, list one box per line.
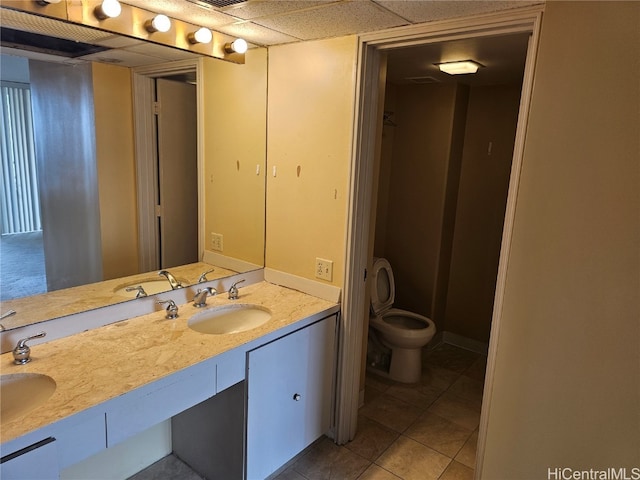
left=131, top=344, right=485, bottom=480
left=275, top=343, right=486, bottom=480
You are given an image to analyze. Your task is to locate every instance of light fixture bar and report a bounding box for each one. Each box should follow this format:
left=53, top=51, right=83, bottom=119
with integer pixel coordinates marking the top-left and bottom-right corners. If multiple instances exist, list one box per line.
left=437, top=60, right=483, bottom=75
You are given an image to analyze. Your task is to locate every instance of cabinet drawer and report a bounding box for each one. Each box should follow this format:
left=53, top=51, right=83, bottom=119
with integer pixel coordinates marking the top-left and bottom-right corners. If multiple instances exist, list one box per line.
left=56, top=412, right=106, bottom=469
left=1, top=437, right=58, bottom=480
left=106, top=359, right=216, bottom=446
left=217, top=347, right=245, bottom=392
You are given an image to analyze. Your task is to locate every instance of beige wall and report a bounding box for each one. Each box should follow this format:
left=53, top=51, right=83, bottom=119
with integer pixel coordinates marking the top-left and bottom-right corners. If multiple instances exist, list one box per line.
left=202, top=48, right=267, bottom=267
left=444, top=85, right=521, bottom=343
left=92, top=62, right=138, bottom=280
left=265, top=36, right=358, bottom=286
left=375, top=83, right=462, bottom=322
left=481, top=2, right=640, bottom=476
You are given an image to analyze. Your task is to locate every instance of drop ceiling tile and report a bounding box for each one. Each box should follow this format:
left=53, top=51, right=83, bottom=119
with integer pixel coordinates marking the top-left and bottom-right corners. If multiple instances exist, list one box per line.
left=79, top=49, right=168, bottom=68
left=94, top=35, right=146, bottom=49
left=375, top=0, right=543, bottom=23
left=215, top=21, right=301, bottom=45
left=125, top=41, right=201, bottom=61
left=221, top=0, right=340, bottom=21
left=139, top=0, right=241, bottom=28
left=253, top=0, right=408, bottom=40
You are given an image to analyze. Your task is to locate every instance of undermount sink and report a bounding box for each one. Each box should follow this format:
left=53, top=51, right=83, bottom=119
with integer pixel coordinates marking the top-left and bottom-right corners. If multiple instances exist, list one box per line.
left=188, top=304, right=272, bottom=334
left=1, top=373, right=56, bottom=424
left=114, top=279, right=179, bottom=298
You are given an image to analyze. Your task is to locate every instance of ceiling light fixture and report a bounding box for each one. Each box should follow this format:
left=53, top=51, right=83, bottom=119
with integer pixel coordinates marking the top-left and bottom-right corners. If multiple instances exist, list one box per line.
left=437, top=60, right=483, bottom=75
left=145, top=14, right=171, bottom=33
left=224, top=38, right=248, bottom=54
left=94, top=0, right=122, bottom=20
left=188, top=27, right=213, bottom=45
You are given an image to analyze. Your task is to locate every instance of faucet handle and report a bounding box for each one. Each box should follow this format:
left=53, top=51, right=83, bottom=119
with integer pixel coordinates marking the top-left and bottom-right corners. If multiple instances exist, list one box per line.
left=228, top=279, right=246, bottom=300
left=13, top=331, right=46, bottom=365
left=126, top=285, right=148, bottom=298
left=157, top=299, right=179, bottom=319
left=197, top=269, right=215, bottom=283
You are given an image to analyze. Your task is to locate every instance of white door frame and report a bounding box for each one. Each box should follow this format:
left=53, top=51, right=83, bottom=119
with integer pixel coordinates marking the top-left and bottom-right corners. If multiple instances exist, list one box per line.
left=337, top=6, right=544, bottom=475
left=132, top=58, right=204, bottom=273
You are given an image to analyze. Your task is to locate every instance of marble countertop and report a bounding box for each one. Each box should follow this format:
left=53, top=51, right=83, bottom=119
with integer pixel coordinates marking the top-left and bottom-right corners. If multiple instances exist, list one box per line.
left=0, top=262, right=237, bottom=330
left=0, top=281, right=338, bottom=445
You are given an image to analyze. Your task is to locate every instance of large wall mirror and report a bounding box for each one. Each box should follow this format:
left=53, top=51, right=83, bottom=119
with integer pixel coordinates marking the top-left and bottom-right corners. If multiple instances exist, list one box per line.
left=0, top=8, right=267, bottom=331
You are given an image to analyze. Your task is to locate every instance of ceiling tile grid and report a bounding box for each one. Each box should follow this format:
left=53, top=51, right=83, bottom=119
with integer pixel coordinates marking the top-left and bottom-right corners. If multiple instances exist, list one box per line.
left=250, top=1, right=409, bottom=41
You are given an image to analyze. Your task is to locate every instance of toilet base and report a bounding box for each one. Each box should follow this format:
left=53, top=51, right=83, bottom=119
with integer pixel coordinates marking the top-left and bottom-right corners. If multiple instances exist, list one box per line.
left=367, top=346, right=423, bottom=384
left=388, top=347, right=422, bottom=383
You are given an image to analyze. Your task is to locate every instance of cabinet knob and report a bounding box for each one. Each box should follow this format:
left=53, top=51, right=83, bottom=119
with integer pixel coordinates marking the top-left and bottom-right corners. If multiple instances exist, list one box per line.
left=293, top=393, right=301, bottom=401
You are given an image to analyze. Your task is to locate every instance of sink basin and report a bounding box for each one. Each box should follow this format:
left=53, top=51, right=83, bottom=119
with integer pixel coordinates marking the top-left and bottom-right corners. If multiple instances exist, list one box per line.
left=114, top=279, right=179, bottom=298
left=188, top=304, right=272, bottom=334
left=1, top=373, right=56, bottom=424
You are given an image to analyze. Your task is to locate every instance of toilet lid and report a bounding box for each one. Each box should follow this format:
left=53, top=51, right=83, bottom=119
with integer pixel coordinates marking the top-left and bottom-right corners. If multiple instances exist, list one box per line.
left=370, top=257, right=395, bottom=315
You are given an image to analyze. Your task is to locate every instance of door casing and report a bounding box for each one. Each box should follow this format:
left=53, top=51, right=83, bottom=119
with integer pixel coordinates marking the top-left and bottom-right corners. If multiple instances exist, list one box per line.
left=132, top=59, right=204, bottom=273
left=337, top=7, right=544, bottom=478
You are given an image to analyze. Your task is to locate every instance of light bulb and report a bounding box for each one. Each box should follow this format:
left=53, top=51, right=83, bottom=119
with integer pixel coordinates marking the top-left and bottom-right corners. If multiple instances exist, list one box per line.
left=225, top=38, right=248, bottom=54
left=188, top=27, right=212, bottom=45
left=94, top=0, right=122, bottom=20
left=146, top=14, right=171, bottom=33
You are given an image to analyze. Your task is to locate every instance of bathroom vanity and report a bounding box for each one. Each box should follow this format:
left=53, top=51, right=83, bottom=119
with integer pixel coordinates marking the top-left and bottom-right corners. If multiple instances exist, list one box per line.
left=0, top=281, right=339, bottom=480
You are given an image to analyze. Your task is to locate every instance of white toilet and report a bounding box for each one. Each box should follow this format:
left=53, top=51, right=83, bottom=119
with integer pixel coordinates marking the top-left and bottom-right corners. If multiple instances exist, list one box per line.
left=368, top=257, right=436, bottom=383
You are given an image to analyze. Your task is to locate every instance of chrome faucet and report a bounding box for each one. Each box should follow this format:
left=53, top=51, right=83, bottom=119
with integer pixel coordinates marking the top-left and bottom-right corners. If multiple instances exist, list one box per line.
left=193, top=287, right=217, bottom=307
left=13, top=331, right=46, bottom=365
left=158, top=270, right=183, bottom=289
left=228, top=279, right=245, bottom=300
left=157, top=299, right=179, bottom=319
left=197, top=269, right=215, bottom=283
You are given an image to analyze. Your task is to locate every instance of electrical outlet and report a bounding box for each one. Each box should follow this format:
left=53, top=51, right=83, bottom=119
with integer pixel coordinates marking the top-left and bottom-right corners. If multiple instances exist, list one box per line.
left=315, top=258, right=333, bottom=281
left=211, top=232, right=223, bottom=251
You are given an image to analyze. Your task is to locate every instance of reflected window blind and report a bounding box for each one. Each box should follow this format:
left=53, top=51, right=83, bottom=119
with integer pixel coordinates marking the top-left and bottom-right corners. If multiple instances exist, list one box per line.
left=1, top=82, right=41, bottom=234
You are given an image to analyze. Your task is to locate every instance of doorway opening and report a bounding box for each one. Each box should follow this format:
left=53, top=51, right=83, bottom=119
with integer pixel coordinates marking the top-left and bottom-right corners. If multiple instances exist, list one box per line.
left=132, top=60, right=202, bottom=274
left=336, top=7, right=544, bottom=475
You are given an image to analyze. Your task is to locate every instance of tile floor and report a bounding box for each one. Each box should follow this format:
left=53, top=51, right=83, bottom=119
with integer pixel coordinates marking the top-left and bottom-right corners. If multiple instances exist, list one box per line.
left=131, top=343, right=486, bottom=480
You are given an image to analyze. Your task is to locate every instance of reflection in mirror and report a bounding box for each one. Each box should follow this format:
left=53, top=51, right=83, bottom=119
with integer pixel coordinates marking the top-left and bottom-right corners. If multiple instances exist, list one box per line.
left=0, top=21, right=267, bottom=331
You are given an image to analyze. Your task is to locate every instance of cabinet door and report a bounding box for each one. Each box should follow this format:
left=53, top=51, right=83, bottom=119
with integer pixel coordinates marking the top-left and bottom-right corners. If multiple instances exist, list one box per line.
left=0, top=437, right=58, bottom=480
left=246, top=315, right=337, bottom=480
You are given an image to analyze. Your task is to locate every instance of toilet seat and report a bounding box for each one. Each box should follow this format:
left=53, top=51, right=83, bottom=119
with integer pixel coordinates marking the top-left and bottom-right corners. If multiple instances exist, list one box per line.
left=370, top=257, right=395, bottom=315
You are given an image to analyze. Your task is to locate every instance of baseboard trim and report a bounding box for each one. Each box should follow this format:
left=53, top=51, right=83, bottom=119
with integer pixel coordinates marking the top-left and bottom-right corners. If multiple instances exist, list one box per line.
left=442, top=331, right=489, bottom=355
left=264, top=268, right=341, bottom=303
left=202, top=250, right=262, bottom=274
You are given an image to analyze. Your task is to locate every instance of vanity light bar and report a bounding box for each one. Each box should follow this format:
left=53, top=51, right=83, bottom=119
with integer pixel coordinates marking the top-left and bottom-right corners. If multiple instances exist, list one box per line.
left=25, top=0, right=246, bottom=64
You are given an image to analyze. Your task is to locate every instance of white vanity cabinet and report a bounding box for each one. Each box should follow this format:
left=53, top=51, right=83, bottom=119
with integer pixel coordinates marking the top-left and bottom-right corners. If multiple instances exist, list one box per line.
left=0, top=437, right=58, bottom=480
left=246, top=314, right=338, bottom=480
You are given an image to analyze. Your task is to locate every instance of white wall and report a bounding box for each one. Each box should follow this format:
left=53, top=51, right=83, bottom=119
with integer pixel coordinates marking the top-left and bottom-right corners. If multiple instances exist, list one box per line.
left=481, top=2, right=640, bottom=477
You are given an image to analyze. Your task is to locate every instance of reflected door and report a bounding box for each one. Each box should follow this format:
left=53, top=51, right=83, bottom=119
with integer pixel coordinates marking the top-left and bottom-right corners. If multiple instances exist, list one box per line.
left=156, top=78, right=198, bottom=268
